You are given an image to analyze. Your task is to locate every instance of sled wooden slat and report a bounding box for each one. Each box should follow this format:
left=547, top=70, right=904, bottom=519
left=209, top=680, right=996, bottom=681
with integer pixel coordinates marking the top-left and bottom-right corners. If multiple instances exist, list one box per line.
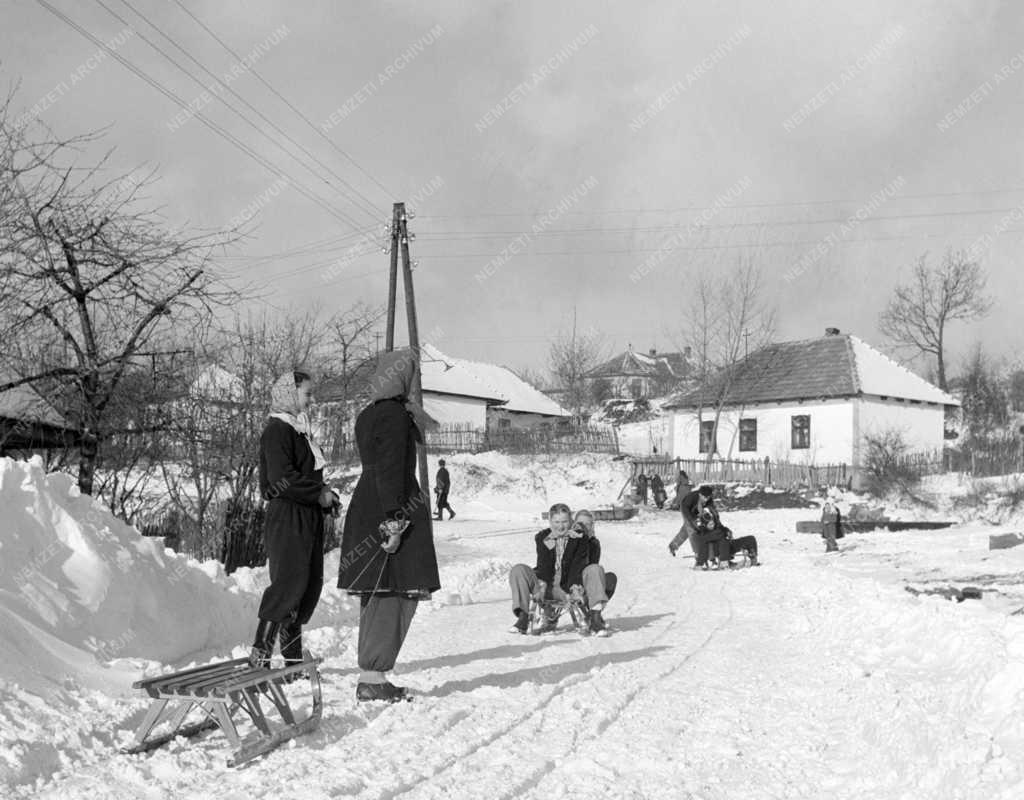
left=122, top=652, right=323, bottom=767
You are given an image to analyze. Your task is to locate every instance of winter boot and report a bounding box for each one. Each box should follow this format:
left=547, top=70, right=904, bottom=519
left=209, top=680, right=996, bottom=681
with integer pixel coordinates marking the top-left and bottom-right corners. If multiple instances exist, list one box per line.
left=448, top=509, right=456, bottom=519
left=278, top=620, right=305, bottom=681
left=356, top=681, right=409, bottom=703
left=589, top=609, right=610, bottom=637
left=248, top=618, right=280, bottom=669
left=509, top=610, right=530, bottom=634
left=748, top=551, right=760, bottom=566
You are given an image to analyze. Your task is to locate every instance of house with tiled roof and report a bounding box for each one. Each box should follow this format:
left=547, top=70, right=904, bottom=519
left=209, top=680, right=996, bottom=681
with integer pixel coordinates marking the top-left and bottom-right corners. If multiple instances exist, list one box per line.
left=661, top=328, right=959, bottom=475
left=585, top=346, right=691, bottom=400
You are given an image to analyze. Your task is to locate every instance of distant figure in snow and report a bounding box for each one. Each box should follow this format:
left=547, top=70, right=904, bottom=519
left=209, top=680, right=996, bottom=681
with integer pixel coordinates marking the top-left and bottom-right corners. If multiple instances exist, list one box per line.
left=821, top=500, right=842, bottom=552
left=697, top=505, right=759, bottom=567
left=249, top=369, right=335, bottom=670
left=668, top=484, right=715, bottom=559
left=434, top=459, right=455, bottom=520
left=650, top=473, right=667, bottom=509
left=636, top=472, right=649, bottom=504
left=669, top=469, right=692, bottom=511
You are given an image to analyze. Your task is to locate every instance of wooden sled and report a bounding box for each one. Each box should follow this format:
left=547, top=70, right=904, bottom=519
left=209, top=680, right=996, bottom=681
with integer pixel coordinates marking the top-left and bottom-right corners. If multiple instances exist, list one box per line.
left=121, top=651, right=323, bottom=767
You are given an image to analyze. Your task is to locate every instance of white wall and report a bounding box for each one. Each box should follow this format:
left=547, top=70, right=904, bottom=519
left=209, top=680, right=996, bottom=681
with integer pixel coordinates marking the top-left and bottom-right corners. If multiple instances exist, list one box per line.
left=854, top=396, right=946, bottom=466
left=423, top=393, right=488, bottom=428
left=487, top=408, right=563, bottom=430
left=671, top=400, right=855, bottom=464
left=618, top=417, right=673, bottom=456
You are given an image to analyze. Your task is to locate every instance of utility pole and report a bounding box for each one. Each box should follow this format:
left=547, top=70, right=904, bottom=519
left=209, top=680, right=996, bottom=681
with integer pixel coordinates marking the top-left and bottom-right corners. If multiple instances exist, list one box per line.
left=385, top=203, right=400, bottom=352
left=397, top=203, right=433, bottom=521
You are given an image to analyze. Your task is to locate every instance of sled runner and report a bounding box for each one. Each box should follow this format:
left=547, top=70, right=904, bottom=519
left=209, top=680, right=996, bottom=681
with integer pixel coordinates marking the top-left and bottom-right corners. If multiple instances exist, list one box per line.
left=122, top=651, right=322, bottom=767
left=529, top=593, right=593, bottom=636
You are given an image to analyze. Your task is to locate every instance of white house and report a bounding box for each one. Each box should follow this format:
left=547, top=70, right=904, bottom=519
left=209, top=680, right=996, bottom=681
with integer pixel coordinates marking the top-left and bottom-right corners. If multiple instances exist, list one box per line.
left=421, top=344, right=571, bottom=430
left=661, top=329, right=959, bottom=480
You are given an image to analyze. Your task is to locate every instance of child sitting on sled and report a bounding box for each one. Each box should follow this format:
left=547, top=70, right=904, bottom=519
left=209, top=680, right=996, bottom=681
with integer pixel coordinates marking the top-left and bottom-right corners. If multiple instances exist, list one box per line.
left=695, top=506, right=760, bottom=568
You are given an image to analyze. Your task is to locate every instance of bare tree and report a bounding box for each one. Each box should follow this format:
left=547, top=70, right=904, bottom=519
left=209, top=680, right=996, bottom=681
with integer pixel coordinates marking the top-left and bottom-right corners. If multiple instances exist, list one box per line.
left=0, top=109, right=235, bottom=494
left=319, top=302, right=384, bottom=458
left=879, top=249, right=992, bottom=391
left=548, top=311, right=607, bottom=418
left=677, top=258, right=776, bottom=465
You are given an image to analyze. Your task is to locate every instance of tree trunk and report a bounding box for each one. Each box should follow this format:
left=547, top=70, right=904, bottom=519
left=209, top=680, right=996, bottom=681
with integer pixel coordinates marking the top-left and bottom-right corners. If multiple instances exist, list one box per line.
left=77, top=430, right=99, bottom=495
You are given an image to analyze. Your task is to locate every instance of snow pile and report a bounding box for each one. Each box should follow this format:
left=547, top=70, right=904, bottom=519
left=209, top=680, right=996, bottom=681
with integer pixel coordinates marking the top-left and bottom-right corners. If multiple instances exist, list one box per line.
left=0, top=456, right=267, bottom=790
left=428, top=451, right=632, bottom=517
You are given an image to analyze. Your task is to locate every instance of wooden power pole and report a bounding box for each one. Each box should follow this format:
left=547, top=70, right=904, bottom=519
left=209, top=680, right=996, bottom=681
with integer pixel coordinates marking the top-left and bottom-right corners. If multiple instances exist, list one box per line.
left=385, top=203, right=400, bottom=352
left=396, top=203, right=432, bottom=515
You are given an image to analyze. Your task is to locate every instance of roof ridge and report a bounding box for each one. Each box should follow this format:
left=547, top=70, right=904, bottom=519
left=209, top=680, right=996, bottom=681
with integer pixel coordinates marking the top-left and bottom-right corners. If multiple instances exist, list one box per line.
left=845, top=335, right=861, bottom=394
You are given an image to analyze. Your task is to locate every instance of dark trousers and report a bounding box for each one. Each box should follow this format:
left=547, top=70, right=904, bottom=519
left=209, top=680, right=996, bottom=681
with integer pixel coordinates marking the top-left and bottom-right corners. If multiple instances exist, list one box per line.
left=728, top=535, right=758, bottom=559
left=258, top=501, right=325, bottom=625
left=358, top=593, right=419, bottom=672
left=436, top=488, right=454, bottom=518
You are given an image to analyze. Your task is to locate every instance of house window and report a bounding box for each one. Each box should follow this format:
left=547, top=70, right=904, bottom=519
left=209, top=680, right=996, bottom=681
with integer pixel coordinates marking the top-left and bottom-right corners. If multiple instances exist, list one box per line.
left=630, top=378, right=643, bottom=399
left=739, top=418, right=757, bottom=452
left=791, top=415, right=810, bottom=449
left=498, top=418, right=511, bottom=429
left=699, top=420, right=717, bottom=454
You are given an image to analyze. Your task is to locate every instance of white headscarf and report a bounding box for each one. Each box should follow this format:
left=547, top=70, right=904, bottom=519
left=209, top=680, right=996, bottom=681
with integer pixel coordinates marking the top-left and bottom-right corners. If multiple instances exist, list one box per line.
left=268, top=371, right=326, bottom=471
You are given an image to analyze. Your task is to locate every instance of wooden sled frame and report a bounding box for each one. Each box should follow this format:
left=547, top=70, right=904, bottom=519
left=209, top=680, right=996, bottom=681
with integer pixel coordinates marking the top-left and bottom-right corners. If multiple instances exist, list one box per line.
left=122, top=651, right=323, bottom=767
left=529, top=594, right=590, bottom=635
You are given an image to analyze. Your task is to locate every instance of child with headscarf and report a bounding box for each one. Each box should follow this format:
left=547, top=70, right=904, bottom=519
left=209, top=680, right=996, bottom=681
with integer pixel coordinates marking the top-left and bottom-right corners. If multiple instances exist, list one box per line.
left=249, top=369, right=336, bottom=669
left=337, top=348, right=440, bottom=702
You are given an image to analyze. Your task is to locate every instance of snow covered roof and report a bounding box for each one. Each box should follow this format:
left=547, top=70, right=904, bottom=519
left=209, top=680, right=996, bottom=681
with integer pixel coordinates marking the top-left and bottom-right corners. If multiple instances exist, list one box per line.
left=587, top=348, right=690, bottom=380
left=0, top=379, right=71, bottom=429
left=188, top=364, right=246, bottom=402
left=663, top=332, right=959, bottom=409
left=422, top=344, right=571, bottom=417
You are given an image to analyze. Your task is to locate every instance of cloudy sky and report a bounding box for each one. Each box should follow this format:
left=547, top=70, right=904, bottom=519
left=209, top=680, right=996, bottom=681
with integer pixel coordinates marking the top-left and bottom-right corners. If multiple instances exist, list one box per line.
left=3, top=0, right=1022, bottom=378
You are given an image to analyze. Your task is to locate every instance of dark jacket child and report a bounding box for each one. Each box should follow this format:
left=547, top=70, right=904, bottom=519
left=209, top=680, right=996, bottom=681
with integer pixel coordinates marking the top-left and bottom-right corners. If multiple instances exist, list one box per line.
left=651, top=474, right=667, bottom=509
left=821, top=501, right=842, bottom=552
left=250, top=370, right=334, bottom=670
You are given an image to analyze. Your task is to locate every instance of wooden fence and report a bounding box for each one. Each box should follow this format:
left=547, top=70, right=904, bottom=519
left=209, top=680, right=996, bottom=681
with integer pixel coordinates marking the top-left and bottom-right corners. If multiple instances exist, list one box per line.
left=424, top=422, right=619, bottom=455
left=628, top=456, right=851, bottom=488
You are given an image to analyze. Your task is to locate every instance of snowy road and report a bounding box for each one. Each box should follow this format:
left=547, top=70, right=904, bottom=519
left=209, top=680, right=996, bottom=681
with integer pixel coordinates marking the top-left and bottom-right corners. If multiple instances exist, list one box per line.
left=26, top=510, right=1024, bottom=800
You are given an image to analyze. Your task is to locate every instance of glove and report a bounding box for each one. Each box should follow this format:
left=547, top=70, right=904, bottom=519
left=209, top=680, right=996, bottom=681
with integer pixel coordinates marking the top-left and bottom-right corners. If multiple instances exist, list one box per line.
left=569, top=584, right=585, bottom=603
left=531, top=580, right=547, bottom=602
left=378, top=518, right=410, bottom=553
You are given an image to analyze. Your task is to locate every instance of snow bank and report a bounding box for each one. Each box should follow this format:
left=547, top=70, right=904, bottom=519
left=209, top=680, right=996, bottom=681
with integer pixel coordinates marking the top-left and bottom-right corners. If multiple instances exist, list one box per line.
left=424, top=451, right=632, bottom=517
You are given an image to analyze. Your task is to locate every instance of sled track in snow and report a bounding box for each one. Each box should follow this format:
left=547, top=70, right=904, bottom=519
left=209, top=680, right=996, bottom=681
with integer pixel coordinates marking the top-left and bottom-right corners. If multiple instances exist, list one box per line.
left=377, top=575, right=733, bottom=800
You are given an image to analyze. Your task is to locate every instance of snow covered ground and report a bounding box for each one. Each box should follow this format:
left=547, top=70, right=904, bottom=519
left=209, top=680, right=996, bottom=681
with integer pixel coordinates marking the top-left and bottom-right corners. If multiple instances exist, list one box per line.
left=4, top=455, right=1024, bottom=799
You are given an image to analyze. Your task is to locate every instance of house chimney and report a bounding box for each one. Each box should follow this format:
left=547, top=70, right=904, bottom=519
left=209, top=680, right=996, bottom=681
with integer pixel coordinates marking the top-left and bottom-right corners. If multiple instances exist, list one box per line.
left=825, top=327, right=840, bottom=336
left=649, top=348, right=657, bottom=357
left=684, top=346, right=692, bottom=358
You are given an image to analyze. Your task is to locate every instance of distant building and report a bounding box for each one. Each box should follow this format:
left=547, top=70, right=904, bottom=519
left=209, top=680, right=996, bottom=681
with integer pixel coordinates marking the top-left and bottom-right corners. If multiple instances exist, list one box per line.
left=0, top=377, right=77, bottom=454
left=585, top=346, right=691, bottom=400
left=420, top=344, right=571, bottom=431
left=661, top=329, right=959, bottom=482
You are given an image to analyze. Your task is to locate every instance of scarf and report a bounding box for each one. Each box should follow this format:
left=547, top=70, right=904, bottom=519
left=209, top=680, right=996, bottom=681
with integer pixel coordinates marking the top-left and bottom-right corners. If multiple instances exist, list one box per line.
left=368, top=348, right=438, bottom=439
left=269, top=372, right=327, bottom=471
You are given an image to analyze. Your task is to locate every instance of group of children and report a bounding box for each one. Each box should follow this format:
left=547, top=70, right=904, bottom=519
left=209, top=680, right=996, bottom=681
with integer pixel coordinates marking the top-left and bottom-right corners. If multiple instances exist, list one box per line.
left=668, top=484, right=760, bottom=569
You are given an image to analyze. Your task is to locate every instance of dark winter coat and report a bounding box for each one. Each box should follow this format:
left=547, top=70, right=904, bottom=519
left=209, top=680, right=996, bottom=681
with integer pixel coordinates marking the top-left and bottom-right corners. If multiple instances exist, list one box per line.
left=680, top=489, right=715, bottom=526
left=821, top=507, right=844, bottom=540
left=532, top=529, right=590, bottom=592
left=337, top=398, right=440, bottom=595
left=257, top=418, right=327, bottom=624
left=435, top=466, right=451, bottom=492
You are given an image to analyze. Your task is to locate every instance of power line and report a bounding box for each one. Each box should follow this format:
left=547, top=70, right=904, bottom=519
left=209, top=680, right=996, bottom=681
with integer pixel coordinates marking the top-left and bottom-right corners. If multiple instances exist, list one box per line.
left=89, top=0, right=373, bottom=230
left=112, top=0, right=385, bottom=224
left=169, top=0, right=398, bottom=202
left=35, top=0, right=367, bottom=230
left=416, top=187, right=1024, bottom=219
left=116, top=0, right=386, bottom=222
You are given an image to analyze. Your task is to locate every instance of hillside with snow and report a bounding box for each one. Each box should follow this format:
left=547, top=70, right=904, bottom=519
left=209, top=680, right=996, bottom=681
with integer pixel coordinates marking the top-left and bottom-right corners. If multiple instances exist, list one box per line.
left=3, top=454, right=1024, bottom=798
